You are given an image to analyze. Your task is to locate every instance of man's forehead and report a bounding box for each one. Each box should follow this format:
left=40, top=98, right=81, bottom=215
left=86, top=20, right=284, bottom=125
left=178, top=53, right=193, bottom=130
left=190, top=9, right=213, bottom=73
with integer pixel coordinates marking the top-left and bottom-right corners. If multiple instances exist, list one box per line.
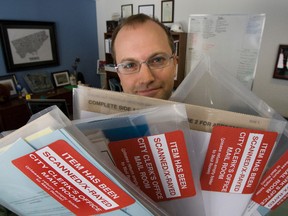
left=120, top=20, right=163, bottom=32
left=114, top=21, right=171, bottom=62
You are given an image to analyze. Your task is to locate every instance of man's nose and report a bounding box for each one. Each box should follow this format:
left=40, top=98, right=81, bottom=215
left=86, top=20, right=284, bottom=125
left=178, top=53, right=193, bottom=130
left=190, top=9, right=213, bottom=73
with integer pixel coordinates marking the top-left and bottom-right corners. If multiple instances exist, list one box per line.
left=138, top=63, right=155, bottom=83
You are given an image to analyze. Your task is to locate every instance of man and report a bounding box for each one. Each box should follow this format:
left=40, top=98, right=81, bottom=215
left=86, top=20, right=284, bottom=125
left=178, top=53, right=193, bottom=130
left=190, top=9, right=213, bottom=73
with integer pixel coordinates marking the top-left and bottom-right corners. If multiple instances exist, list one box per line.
left=111, top=14, right=177, bottom=100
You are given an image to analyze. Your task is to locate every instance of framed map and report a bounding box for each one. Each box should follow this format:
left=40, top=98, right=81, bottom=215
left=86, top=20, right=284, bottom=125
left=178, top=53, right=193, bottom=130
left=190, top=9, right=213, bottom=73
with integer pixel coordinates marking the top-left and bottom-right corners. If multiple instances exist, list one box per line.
left=0, top=20, right=59, bottom=72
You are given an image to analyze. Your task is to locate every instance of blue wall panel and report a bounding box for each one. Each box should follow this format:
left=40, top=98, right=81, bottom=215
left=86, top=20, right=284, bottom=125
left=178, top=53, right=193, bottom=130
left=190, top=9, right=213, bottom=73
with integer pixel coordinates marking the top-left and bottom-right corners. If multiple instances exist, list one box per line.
left=0, top=0, right=100, bottom=90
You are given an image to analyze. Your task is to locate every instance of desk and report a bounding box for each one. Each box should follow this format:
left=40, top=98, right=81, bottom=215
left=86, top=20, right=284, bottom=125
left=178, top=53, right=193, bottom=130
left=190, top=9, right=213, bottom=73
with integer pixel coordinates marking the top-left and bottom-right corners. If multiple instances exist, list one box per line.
left=0, top=87, right=73, bottom=132
left=0, top=99, right=30, bottom=132
left=32, top=87, right=73, bottom=116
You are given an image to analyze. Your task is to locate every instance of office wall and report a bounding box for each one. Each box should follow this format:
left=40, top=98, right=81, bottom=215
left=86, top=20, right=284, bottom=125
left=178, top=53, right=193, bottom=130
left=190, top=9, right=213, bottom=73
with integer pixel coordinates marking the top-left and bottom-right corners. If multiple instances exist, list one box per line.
left=96, top=0, right=288, bottom=117
left=0, top=0, right=100, bottom=90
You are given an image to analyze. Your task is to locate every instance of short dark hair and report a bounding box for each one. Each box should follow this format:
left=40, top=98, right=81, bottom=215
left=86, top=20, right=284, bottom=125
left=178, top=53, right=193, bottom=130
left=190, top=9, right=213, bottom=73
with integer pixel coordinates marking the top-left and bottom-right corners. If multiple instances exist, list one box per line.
left=111, top=13, right=175, bottom=62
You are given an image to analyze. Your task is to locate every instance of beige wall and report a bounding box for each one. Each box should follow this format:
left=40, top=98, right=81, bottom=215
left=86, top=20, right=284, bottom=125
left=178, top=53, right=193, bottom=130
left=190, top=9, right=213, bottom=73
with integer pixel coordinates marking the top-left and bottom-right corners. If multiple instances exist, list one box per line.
left=96, top=0, right=288, bottom=117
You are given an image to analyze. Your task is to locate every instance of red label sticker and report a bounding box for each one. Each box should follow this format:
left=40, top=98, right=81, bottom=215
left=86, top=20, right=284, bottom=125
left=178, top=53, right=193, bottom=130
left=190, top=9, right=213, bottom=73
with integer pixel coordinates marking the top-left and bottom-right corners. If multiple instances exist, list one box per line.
left=201, top=126, right=278, bottom=194
left=252, top=150, right=288, bottom=210
left=12, top=140, right=135, bottom=216
left=108, top=130, right=196, bottom=202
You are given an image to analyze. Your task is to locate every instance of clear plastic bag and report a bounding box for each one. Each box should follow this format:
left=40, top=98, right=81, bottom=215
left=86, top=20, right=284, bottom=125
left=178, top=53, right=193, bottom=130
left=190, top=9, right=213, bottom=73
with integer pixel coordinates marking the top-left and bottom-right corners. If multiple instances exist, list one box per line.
left=74, top=104, right=207, bottom=216
left=0, top=106, right=169, bottom=216
left=171, top=55, right=288, bottom=216
left=171, top=56, right=286, bottom=125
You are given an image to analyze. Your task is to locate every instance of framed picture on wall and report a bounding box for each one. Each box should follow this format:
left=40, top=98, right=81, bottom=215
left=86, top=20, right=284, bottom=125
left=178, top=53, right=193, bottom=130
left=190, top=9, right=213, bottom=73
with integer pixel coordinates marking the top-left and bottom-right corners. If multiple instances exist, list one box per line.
left=161, top=0, right=174, bottom=23
left=273, top=44, right=288, bottom=80
left=0, top=20, right=59, bottom=72
left=138, top=5, right=155, bottom=18
left=121, top=4, right=133, bottom=18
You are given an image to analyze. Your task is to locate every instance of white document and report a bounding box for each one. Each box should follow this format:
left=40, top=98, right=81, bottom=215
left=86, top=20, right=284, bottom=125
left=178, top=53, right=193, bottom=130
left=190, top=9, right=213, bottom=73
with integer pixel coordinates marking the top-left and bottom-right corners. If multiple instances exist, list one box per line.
left=190, top=130, right=253, bottom=216
left=193, top=126, right=278, bottom=216
left=186, top=14, right=265, bottom=89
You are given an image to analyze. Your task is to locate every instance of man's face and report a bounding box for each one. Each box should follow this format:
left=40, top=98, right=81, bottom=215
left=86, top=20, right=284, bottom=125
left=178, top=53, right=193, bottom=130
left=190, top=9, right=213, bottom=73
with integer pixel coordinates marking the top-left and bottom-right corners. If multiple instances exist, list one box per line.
left=113, top=21, right=177, bottom=100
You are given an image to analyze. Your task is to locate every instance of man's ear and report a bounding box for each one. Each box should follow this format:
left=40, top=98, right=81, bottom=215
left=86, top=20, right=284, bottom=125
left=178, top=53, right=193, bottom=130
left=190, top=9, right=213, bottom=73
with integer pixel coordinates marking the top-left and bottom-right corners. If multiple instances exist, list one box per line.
left=174, top=55, right=179, bottom=65
left=173, top=56, right=178, bottom=78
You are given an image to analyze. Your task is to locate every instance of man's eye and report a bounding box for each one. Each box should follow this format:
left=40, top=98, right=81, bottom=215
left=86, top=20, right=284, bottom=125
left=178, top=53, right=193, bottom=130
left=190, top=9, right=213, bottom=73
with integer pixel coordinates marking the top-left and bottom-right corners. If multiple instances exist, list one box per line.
left=123, top=62, right=138, bottom=70
left=150, top=56, right=166, bottom=65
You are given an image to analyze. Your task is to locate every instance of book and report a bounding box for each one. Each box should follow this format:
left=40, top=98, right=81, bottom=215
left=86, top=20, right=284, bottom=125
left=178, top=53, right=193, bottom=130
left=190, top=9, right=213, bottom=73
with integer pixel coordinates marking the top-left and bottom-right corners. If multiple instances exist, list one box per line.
left=105, top=38, right=112, bottom=54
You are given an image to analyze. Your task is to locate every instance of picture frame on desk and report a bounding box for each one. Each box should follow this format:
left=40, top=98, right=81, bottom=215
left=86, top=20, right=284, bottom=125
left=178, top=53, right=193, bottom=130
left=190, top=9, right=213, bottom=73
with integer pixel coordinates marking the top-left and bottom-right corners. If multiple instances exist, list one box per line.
left=0, top=74, right=18, bottom=98
left=0, top=20, right=59, bottom=72
left=52, top=70, right=70, bottom=87
left=273, top=44, right=288, bottom=80
left=24, top=72, right=54, bottom=93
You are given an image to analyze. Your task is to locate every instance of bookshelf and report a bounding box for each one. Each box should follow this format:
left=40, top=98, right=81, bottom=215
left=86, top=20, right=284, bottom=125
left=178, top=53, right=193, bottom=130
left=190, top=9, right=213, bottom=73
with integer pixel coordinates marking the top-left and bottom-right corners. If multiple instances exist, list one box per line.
left=104, top=31, right=187, bottom=90
left=171, top=32, right=187, bottom=88
left=104, top=32, right=120, bottom=91
left=104, top=32, right=113, bottom=65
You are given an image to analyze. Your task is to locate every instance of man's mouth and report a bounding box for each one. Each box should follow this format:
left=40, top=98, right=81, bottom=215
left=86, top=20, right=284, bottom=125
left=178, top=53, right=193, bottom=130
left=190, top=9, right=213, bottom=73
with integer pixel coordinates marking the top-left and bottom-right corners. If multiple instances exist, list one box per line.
left=137, top=88, right=160, bottom=97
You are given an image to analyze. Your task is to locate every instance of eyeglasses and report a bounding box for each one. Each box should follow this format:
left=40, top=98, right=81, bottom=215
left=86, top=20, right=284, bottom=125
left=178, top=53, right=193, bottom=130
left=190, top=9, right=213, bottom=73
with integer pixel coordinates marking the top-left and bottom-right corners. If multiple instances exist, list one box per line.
left=115, top=54, right=175, bottom=75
